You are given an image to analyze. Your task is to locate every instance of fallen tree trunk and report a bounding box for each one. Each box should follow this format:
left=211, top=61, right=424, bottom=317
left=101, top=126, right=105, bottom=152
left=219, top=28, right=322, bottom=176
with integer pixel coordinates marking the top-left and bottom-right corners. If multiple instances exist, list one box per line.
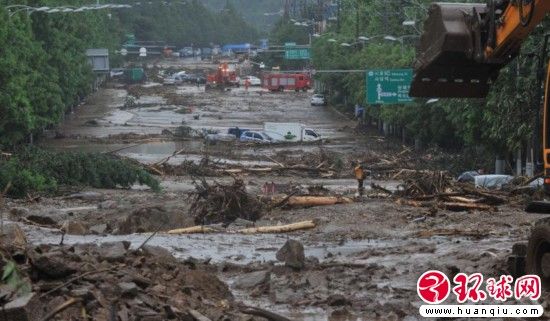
left=286, top=196, right=353, bottom=207
left=238, top=220, right=316, bottom=234
left=167, top=226, right=216, bottom=234
left=446, top=196, right=480, bottom=204
left=439, top=202, right=493, bottom=212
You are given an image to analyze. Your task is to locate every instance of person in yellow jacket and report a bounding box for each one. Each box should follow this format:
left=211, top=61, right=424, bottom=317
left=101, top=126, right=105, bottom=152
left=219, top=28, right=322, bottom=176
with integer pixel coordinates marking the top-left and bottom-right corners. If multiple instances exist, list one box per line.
left=354, top=162, right=366, bottom=196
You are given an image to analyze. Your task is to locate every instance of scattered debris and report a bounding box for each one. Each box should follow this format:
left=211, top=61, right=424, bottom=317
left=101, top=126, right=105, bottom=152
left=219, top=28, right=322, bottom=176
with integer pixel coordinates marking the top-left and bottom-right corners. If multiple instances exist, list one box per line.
left=190, top=179, right=264, bottom=225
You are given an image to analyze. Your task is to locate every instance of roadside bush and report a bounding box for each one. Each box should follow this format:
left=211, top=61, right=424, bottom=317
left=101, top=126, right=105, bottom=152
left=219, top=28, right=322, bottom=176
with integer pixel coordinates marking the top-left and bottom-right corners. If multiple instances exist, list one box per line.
left=0, top=148, right=160, bottom=198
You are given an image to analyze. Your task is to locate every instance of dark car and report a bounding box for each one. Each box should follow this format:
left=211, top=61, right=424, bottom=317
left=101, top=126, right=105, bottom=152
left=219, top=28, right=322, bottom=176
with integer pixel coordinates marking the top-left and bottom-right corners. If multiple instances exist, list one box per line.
left=185, top=74, right=206, bottom=84
left=195, top=76, right=206, bottom=84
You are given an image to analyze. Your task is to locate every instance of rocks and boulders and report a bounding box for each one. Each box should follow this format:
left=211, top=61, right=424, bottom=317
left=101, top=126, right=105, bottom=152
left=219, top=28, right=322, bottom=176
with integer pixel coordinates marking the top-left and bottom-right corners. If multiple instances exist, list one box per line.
left=0, top=293, right=39, bottom=321
left=276, top=239, right=305, bottom=270
left=61, top=220, right=88, bottom=235
left=89, top=223, right=108, bottom=235
left=233, top=270, right=270, bottom=290
left=0, top=240, right=253, bottom=321
left=117, top=206, right=171, bottom=234
left=97, top=241, right=129, bottom=262
left=0, top=224, right=27, bottom=251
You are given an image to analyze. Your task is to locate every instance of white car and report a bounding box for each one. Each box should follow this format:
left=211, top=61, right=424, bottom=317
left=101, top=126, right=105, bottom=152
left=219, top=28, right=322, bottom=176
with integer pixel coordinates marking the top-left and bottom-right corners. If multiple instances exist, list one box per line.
left=110, top=68, right=124, bottom=78
left=311, top=94, right=327, bottom=106
left=240, top=76, right=261, bottom=86
left=163, top=74, right=184, bottom=85
left=240, top=131, right=272, bottom=143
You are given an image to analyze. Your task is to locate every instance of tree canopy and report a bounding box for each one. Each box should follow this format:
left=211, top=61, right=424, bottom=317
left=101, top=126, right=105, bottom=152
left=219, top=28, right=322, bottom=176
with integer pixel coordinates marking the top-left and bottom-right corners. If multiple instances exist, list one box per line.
left=0, top=0, right=259, bottom=148
left=300, top=0, right=550, bottom=159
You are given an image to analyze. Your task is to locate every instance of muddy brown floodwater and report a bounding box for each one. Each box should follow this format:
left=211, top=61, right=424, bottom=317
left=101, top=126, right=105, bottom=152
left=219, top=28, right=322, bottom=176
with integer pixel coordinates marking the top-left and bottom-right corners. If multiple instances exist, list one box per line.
left=9, top=58, right=547, bottom=320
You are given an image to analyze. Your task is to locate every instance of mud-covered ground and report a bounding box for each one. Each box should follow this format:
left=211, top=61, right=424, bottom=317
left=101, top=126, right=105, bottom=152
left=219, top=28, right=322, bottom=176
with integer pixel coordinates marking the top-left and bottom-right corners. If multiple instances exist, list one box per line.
left=4, top=58, right=550, bottom=320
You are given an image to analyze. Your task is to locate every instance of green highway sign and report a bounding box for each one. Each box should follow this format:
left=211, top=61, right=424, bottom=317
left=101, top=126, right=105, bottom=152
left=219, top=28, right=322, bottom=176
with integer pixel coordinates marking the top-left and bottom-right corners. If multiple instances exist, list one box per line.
left=366, top=69, right=413, bottom=104
left=284, top=43, right=310, bottom=60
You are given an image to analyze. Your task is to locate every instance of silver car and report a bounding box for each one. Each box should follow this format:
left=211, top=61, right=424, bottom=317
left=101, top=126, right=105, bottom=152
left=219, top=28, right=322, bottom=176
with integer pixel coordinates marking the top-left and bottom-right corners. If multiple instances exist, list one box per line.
left=311, top=94, right=326, bottom=106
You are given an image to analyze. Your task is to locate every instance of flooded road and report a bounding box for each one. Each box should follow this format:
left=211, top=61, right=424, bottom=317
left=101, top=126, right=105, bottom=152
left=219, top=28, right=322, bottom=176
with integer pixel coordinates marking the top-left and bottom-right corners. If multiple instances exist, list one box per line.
left=26, top=59, right=545, bottom=320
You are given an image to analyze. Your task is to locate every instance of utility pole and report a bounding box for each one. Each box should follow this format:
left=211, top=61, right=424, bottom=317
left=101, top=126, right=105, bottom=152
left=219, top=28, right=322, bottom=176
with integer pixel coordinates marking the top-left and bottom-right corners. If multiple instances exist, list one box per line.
left=337, top=0, right=341, bottom=33
left=355, top=0, right=360, bottom=39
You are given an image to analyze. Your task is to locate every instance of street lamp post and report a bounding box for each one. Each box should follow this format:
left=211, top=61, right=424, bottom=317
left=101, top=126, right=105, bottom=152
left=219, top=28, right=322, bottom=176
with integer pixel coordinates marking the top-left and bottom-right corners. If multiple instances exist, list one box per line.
left=5, top=3, right=131, bottom=17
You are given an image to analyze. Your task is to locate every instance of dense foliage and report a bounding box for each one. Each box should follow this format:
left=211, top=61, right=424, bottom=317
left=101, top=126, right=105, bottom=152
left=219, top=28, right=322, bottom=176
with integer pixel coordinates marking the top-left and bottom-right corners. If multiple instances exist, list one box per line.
left=0, top=148, right=160, bottom=198
left=117, top=0, right=259, bottom=46
left=299, top=0, right=550, bottom=161
left=202, top=0, right=282, bottom=33
left=0, top=0, right=258, bottom=148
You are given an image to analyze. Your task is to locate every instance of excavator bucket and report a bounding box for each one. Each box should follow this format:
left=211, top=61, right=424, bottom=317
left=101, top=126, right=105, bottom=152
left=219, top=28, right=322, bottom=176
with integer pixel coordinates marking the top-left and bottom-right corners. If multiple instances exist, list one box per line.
left=410, top=3, right=502, bottom=98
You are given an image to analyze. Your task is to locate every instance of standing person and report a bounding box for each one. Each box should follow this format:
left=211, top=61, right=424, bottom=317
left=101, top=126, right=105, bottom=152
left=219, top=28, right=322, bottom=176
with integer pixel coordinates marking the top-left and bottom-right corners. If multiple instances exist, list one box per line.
left=244, top=78, right=250, bottom=92
left=354, top=161, right=366, bottom=197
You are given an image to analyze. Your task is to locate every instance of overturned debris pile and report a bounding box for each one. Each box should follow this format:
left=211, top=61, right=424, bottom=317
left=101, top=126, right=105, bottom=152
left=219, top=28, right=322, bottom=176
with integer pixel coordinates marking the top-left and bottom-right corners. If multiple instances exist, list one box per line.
left=0, top=239, right=255, bottom=321
left=219, top=148, right=345, bottom=179
left=372, top=169, right=510, bottom=212
left=191, top=179, right=264, bottom=225
left=396, top=170, right=451, bottom=197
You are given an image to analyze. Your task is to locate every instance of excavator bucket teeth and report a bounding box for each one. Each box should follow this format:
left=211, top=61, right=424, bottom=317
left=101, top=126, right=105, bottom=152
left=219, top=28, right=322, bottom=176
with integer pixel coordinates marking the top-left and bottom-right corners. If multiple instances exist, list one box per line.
left=409, top=3, right=501, bottom=98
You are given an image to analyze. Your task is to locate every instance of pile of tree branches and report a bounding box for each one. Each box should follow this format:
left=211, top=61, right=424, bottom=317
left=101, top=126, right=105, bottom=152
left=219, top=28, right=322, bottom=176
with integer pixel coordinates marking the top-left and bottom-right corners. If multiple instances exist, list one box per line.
left=191, top=179, right=264, bottom=225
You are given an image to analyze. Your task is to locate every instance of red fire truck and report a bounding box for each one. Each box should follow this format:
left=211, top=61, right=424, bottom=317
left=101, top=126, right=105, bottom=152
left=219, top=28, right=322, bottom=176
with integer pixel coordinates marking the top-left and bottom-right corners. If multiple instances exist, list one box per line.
left=262, top=73, right=311, bottom=92
left=206, top=63, right=239, bottom=91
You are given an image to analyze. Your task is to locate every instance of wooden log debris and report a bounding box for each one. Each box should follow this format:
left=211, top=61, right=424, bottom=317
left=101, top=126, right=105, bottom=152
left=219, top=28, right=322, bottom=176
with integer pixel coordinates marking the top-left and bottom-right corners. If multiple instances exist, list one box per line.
left=286, top=196, right=353, bottom=207
left=167, top=226, right=217, bottom=234
left=440, top=202, right=494, bottom=212
left=238, top=220, right=316, bottom=234
left=165, top=221, right=316, bottom=235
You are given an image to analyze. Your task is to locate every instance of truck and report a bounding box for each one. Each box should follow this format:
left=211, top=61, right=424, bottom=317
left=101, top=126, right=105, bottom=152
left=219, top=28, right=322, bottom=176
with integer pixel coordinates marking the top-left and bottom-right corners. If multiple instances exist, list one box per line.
left=262, top=73, right=311, bottom=92
left=124, top=68, right=146, bottom=84
left=263, top=122, right=320, bottom=142
left=205, top=63, right=239, bottom=91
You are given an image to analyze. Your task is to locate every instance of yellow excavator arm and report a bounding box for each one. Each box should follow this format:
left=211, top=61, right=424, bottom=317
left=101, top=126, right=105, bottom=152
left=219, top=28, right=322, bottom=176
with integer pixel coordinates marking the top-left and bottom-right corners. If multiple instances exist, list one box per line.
left=409, top=0, right=550, bottom=98
left=488, top=0, right=550, bottom=60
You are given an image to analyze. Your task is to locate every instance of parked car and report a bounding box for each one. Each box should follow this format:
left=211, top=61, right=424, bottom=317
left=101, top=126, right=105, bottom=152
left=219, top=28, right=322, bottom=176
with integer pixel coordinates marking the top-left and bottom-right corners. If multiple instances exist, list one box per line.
left=228, top=127, right=250, bottom=138
left=240, top=131, right=273, bottom=143
left=239, top=76, right=261, bottom=86
left=195, top=76, right=207, bottom=84
left=163, top=74, right=184, bottom=85
left=310, top=94, right=327, bottom=106
left=184, top=74, right=206, bottom=84
left=179, top=47, right=193, bottom=58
